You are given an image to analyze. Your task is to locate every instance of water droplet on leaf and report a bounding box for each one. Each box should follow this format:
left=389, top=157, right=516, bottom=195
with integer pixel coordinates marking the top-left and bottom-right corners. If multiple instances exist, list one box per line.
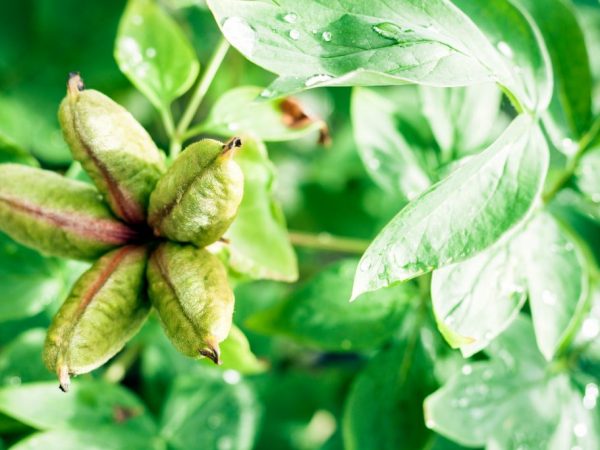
left=289, top=29, right=300, bottom=40
left=283, top=12, right=297, bottom=23
left=322, top=31, right=332, bottom=41
left=497, top=41, right=514, bottom=59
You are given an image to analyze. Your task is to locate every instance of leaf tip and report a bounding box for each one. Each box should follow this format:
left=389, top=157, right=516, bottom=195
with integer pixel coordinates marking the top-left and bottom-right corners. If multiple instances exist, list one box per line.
left=200, top=337, right=222, bottom=365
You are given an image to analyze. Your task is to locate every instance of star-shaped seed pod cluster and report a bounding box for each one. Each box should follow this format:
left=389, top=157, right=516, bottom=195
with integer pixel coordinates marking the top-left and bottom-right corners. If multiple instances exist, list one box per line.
left=0, top=73, right=244, bottom=392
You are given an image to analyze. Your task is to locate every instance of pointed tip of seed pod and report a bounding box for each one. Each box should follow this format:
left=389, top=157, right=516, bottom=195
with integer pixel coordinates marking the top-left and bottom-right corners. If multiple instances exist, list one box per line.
left=221, top=137, right=242, bottom=159
left=67, top=72, right=85, bottom=97
left=58, top=366, right=71, bottom=393
left=318, top=122, right=332, bottom=147
left=199, top=338, right=222, bottom=365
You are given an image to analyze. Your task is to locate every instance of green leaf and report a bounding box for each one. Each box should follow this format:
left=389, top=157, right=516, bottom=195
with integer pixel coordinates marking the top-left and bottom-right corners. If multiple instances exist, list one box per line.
left=0, top=233, right=65, bottom=322
left=0, top=380, right=156, bottom=433
left=576, top=145, right=600, bottom=203
left=548, top=384, right=600, bottom=450
left=419, top=83, right=501, bottom=158
left=115, top=0, right=200, bottom=110
left=0, top=329, right=53, bottom=385
left=514, top=0, right=593, bottom=148
left=246, top=259, right=416, bottom=352
left=10, top=427, right=163, bottom=450
left=207, top=0, right=495, bottom=93
left=353, top=115, right=548, bottom=298
left=431, top=236, right=527, bottom=357
left=452, top=0, right=552, bottom=112
left=203, top=86, right=324, bottom=141
left=351, top=87, right=431, bottom=199
left=159, top=367, right=259, bottom=450
left=425, top=317, right=561, bottom=448
left=208, top=0, right=548, bottom=110
left=342, top=339, right=436, bottom=450
left=216, top=326, right=268, bottom=375
left=0, top=136, right=38, bottom=166
left=222, top=136, right=298, bottom=282
left=519, top=212, right=590, bottom=360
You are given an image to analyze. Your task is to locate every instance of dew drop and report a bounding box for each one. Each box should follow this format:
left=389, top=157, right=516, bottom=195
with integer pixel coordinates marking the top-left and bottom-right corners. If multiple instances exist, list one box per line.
left=561, top=138, right=579, bottom=156
left=223, top=369, right=241, bottom=385
left=373, top=22, right=407, bottom=41
left=217, top=436, right=234, bottom=450
left=132, top=14, right=143, bottom=26
left=283, top=12, right=297, bottom=23
left=497, top=41, right=514, bottom=59
left=260, top=88, right=275, bottom=98
left=289, top=29, right=300, bottom=40
left=228, top=122, right=240, bottom=131
left=581, top=317, right=599, bottom=340
left=305, top=74, right=333, bottom=87
left=222, top=17, right=257, bottom=56
left=322, top=31, right=332, bottom=42
left=573, top=423, right=587, bottom=438
left=542, top=290, right=556, bottom=306
left=425, top=419, right=436, bottom=428
left=461, top=364, right=473, bottom=375
left=145, top=47, right=157, bottom=58
left=583, top=382, right=598, bottom=410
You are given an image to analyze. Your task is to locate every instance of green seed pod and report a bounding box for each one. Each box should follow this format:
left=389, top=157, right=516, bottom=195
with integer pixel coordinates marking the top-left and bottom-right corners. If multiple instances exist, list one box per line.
left=0, top=164, right=138, bottom=260
left=59, top=73, right=165, bottom=224
left=146, top=242, right=235, bottom=364
left=148, top=138, right=244, bottom=247
left=44, top=245, right=150, bottom=392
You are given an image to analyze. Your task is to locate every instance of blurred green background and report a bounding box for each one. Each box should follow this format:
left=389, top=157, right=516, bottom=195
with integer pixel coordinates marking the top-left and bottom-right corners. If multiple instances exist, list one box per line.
left=1, top=1, right=599, bottom=449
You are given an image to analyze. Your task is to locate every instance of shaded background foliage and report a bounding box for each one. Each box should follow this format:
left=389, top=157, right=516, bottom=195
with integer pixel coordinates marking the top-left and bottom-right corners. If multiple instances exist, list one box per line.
left=0, top=0, right=599, bottom=449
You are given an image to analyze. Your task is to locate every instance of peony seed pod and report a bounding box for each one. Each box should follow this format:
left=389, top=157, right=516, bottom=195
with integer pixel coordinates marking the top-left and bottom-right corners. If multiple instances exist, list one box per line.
left=59, top=73, right=165, bottom=224
left=146, top=242, right=235, bottom=364
left=44, top=245, right=151, bottom=392
left=0, top=164, right=138, bottom=260
left=147, top=138, right=244, bottom=248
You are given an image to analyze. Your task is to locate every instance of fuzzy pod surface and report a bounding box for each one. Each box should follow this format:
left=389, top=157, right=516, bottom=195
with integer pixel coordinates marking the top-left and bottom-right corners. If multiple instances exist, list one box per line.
left=146, top=242, right=235, bottom=364
left=59, top=74, right=165, bottom=224
left=0, top=164, right=138, bottom=260
left=44, top=245, right=151, bottom=391
left=148, top=138, right=244, bottom=247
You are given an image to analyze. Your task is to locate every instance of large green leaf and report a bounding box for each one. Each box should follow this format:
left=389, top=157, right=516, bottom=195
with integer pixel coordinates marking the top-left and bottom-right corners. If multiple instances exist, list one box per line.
left=0, top=233, right=65, bottom=322
left=342, top=340, right=436, bottom=450
left=431, top=236, right=527, bottom=357
left=207, top=0, right=549, bottom=109
left=353, top=115, right=547, bottom=298
left=0, top=380, right=156, bottom=433
left=202, top=86, right=324, bottom=142
left=246, top=259, right=417, bottom=352
left=419, top=82, right=501, bottom=158
left=115, top=0, right=200, bottom=110
left=222, top=136, right=298, bottom=282
left=519, top=212, right=590, bottom=360
left=514, top=0, right=593, bottom=149
left=207, top=0, right=500, bottom=93
left=159, top=368, right=258, bottom=450
left=351, top=87, right=431, bottom=199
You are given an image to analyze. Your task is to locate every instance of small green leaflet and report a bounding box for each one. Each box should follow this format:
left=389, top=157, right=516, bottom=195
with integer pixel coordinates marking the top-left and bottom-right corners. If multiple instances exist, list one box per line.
left=115, top=0, right=199, bottom=111
left=352, top=115, right=548, bottom=299
left=432, top=211, right=590, bottom=360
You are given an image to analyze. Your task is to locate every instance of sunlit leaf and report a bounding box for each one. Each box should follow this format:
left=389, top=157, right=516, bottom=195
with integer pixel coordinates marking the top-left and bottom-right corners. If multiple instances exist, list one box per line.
left=115, top=0, right=199, bottom=110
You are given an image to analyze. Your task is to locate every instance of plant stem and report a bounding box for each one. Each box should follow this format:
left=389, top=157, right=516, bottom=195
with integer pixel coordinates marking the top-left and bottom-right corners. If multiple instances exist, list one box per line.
left=543, top=116, right=600, bottom=203
left=169, top=38, right=230, bottom=158
left=288, top=231, right=370, bottom=254
left=160, top=107, right=175, bottom=138
left=102, top=344, right=142, bottom=384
